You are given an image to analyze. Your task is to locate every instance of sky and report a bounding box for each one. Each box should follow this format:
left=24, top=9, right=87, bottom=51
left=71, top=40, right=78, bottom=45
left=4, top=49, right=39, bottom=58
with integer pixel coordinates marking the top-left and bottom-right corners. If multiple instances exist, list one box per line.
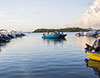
left=76, top=0, right=100, bottom=29
left=0, top=0, right=95, bottom=31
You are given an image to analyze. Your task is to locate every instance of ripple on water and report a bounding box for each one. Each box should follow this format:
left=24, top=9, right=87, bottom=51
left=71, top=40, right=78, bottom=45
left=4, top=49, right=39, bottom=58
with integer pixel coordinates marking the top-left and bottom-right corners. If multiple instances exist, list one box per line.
left=0, top=33, right=98, bottom=78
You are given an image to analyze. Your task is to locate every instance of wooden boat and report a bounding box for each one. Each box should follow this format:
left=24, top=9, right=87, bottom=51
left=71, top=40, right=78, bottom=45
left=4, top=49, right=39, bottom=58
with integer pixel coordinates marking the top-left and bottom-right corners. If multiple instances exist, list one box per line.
left=88, top=51, right=100, bottom=61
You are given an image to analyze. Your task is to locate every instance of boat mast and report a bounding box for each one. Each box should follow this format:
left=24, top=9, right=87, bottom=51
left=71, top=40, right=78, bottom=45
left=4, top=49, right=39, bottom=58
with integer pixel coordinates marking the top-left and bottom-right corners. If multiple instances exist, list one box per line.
left=88, top=11, right=91, bottom=30
left=88, top=15, right=90, bottom=29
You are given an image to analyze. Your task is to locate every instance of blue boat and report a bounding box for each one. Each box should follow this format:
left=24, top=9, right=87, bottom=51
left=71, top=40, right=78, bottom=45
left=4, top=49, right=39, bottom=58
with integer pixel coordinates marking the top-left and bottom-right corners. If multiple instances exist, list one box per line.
left=42, top=32, right=67, bottom=39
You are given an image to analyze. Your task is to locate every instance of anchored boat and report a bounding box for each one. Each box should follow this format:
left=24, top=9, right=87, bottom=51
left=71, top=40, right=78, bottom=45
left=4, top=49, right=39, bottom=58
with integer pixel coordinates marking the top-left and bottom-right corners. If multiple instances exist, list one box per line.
left=0, top=29, right=25, bottom=43
left=85, top=43, right=100, bottom=61
left=87, top=51, right=100, bottom=61
left=42, top=32, right=67, bottom=39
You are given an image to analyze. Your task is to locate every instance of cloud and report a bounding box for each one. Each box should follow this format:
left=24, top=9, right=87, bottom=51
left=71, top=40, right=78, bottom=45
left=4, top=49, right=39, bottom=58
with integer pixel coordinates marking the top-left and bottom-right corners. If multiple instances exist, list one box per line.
left=76, top=0, right=100, bottom=28
left=8, top=19, right=18, bottom=23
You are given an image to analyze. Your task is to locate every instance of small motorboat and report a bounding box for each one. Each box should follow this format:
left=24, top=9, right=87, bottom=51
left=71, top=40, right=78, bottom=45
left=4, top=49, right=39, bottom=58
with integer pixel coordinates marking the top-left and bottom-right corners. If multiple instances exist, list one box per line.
left=75, top=32, right=84, bottom=37
left=42, top=32, right=67, bottom=39
left=0, top=29, right=25, bottom=43
left=85, top=43, right=100, bottom=61
left=87, top=51, right=100, bottom=61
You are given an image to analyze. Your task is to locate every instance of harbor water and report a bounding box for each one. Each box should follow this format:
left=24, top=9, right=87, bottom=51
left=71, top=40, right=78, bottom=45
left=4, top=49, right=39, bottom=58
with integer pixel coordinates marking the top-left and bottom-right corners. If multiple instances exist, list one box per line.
left=0, top=32, right=99, bottom=78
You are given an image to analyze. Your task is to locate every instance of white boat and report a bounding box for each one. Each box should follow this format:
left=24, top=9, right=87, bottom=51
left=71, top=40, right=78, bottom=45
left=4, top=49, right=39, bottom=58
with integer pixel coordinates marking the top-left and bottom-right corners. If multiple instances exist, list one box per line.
left=0, top=29, right=25, bottom=43
left=86, top=30, right=98, bottom=37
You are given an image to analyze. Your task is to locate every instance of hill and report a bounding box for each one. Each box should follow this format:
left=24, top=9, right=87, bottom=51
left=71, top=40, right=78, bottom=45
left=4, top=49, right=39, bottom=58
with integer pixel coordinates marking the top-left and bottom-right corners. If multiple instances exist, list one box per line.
left=33, top=27, right=89, bottom=32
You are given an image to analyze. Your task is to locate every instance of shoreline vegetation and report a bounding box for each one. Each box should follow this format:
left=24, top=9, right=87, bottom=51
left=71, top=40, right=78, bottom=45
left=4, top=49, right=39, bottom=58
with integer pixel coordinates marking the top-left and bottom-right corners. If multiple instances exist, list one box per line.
left=33, top=27, right=99, bottom=33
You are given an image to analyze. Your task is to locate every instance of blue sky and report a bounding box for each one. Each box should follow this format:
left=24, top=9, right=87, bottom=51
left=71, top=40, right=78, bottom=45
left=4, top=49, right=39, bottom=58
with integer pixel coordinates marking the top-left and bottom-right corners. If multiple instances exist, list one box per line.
left=0, top=0, right=94, bottom=31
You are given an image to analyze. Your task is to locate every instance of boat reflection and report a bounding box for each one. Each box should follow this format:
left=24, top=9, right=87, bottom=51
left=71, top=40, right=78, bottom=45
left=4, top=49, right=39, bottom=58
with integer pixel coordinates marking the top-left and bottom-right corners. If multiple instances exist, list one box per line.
left=85, top=58, right=100, bottom=77
left=42, top=38, right=66, bottom=45
left=0, top=42, right=9, bottom=51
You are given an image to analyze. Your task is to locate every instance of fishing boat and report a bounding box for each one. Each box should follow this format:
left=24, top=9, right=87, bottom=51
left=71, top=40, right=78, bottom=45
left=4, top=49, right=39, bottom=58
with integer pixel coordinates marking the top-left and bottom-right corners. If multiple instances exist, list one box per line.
left=42, top=34, right=67, bottom=39
left=42, top=32, right=67, bottom=39
left=85, top=43, right=100, bottom=61
left=87, top=51, right=100, bottom=61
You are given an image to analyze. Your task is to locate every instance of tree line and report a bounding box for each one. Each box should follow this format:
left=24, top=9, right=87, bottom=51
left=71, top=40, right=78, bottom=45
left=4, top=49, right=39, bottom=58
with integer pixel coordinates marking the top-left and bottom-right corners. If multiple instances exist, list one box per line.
left=33, top=27, right=90, bottom=32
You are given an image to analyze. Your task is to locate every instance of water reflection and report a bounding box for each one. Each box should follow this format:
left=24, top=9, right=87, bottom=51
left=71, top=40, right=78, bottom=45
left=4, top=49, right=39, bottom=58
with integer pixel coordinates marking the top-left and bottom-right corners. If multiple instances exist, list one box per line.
left=0, top=42, right=9, bottom=51
left=0, top=33, right=99, bottom=78
left=85, top=59, right=100, bottom=77
left=42, top=38, right=66, bottom=45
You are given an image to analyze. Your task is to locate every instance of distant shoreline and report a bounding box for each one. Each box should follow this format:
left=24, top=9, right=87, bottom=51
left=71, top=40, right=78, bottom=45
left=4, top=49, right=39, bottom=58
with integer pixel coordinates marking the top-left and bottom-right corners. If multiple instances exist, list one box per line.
left=33, top=27, right=92, bottom=33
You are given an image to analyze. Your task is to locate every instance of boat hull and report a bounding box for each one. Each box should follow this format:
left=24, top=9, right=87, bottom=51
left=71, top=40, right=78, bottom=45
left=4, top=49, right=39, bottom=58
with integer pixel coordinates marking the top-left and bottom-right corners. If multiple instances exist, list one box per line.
left=42, top=34, right=67, bottom=39
left=88, top=51, right=100, bottom=61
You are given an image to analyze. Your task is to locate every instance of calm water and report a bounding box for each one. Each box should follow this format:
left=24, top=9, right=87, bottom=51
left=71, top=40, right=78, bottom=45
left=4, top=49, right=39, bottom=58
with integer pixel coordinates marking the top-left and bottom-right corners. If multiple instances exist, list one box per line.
left=0, top=32, right=99, bottom=78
